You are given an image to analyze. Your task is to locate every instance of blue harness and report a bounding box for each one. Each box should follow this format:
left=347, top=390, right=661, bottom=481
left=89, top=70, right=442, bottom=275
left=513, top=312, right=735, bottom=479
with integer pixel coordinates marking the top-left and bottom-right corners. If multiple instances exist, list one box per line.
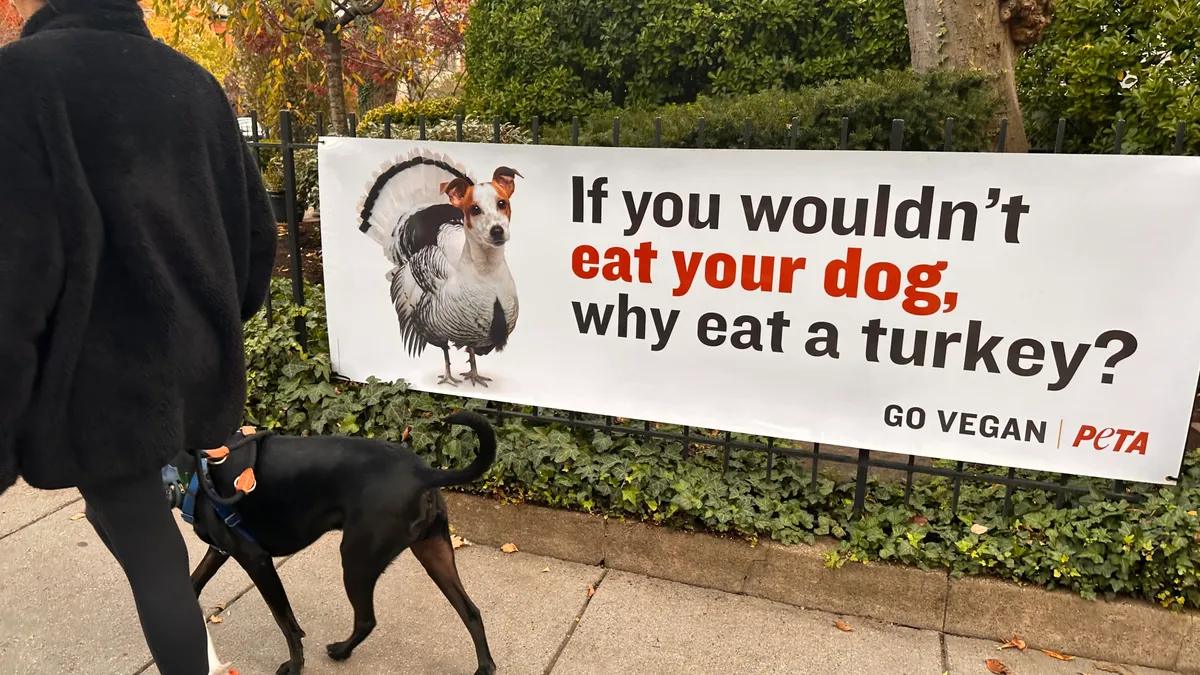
left=180, top=457, right=257, bottom=545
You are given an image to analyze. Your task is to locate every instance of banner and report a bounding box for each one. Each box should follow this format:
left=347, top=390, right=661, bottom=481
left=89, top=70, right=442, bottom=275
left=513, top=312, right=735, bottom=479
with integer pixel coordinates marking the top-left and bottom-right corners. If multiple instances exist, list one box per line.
left=318, top=137, right=1200, bottom=484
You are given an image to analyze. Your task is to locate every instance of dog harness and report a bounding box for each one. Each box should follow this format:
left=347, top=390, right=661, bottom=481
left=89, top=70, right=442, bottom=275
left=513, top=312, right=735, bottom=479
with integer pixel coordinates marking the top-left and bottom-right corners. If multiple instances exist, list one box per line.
left=168, top=426, right=272, bottom=550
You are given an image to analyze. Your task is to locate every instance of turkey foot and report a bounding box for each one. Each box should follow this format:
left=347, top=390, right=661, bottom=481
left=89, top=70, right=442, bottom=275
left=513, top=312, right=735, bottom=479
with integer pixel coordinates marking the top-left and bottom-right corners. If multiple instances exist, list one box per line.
left=460, top=349, right=492, bottom=387
left=439, top=347, right=461, bottom=386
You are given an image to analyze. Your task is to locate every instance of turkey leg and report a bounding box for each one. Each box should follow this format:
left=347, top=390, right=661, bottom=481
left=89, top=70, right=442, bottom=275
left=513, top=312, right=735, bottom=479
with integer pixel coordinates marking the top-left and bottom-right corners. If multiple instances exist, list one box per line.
left=438, top=347, right=461, bottom=386
left=461, top=348, right=492, bottom=387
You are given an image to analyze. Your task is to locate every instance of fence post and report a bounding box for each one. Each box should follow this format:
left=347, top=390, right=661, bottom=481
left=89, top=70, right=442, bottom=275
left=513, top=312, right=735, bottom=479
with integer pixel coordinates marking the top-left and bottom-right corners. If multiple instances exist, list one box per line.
left=571, top=116, right=580, bottom=146
left=348, top=112, right=357, bottom=137
left=851, top=448, right=870, bottom=517
left=1054, top=119, right=1066, bottom=153
left=383, top=114, right=391, bottom=139
left=315, top=112, right=325, bottom=138
left=839, top=117, right=850, bottom=150
left=493, top=116, right=501, bottom=144
left=612, top=117, right=620, bottom=147
left=278, top=109, right=307, bottom=350
left=889, top=119, right=904, bottom=150
left=653, top=117, right=662, bottom=147
left=420, top=115, right=427, bottom=141
left=249, top=111, right=271, bottom=327
left=532, top=116, right=540, bottom=145
left=996, top=119, right=1008, bottom=152
left=943, top=117, right=954, bottom=151
left=1175, top=122, right=1187, bottom=155
left=1113, top=119, right=1126, bottom=154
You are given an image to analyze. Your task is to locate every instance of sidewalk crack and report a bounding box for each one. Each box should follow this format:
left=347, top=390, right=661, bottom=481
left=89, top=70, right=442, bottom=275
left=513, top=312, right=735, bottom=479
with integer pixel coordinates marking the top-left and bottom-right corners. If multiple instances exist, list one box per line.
left=542, top=568, right=609, bottom=675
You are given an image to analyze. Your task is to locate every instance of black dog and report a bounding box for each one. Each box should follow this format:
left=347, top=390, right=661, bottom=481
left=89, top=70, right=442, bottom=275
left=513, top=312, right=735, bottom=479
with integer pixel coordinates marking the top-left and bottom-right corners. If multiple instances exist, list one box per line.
left=176, top=410, right=497, bottom=675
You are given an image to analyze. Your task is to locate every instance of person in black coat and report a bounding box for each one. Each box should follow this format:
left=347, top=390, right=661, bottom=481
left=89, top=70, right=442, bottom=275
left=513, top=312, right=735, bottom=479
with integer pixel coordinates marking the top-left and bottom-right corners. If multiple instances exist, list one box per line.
left=0, top=0, right=277, bottom=672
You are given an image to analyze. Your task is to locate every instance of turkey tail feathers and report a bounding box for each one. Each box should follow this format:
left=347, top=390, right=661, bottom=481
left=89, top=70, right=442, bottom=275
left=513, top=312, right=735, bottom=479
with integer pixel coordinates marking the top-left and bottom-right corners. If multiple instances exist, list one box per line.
left=357, top=150, right=474, bottom=249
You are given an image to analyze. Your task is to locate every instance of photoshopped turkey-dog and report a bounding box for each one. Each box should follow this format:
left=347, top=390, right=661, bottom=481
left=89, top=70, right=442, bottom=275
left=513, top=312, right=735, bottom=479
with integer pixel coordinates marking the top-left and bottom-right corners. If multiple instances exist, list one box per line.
left=358, top=151, right=522, bottom=388
left=164, top=410, right=498, bottom=675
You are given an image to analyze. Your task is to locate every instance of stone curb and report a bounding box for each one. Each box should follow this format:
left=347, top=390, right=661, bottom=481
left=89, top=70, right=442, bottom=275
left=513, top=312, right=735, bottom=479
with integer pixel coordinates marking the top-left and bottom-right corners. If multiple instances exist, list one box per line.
left=442, top=491, right=1200, bottom=673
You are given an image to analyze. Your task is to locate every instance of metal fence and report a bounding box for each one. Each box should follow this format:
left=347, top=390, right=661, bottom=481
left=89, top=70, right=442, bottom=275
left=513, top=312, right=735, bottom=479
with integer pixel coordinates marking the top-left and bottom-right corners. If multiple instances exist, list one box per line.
left=245, top=108, right=1196, bottom=517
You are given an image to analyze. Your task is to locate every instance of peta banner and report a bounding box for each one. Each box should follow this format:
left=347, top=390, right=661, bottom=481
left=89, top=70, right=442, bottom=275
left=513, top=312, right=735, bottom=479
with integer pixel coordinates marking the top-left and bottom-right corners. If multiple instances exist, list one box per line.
left=318, top=137, right=1200, bottom=484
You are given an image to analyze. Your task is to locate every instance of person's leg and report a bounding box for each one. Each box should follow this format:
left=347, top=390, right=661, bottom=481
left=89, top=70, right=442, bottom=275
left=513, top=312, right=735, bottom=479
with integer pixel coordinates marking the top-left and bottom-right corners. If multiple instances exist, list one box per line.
left=80, top=472, right=210, bottom=675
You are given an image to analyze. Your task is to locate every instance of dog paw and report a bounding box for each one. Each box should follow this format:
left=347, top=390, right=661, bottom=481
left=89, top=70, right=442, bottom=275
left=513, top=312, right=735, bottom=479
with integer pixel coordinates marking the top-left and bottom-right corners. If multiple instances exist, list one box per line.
left=326, top=641, right=354, bottom=662
left=473, top=662, right=497, bottom=675
left=274, top=660, right=303, bottom=675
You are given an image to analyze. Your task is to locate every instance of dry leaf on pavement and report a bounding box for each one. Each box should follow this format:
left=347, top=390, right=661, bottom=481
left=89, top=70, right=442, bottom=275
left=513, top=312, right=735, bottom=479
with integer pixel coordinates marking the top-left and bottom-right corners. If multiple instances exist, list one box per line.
left=1092, top=661, right=1132, bottom=675
left=971, top=523, right=990, bottom=535
left=451, top=534, right=470, bottom=549
left=998, top=636, right=1027, bottom=652
left=500, top=543, right=518, bottom=554
left=1041, top=649, right=1074, bottom=661
left=587, top=584, right=596, bottom=598
left=834, top=620, right=853, bottom=632
left=216, top=602, right=227, bottom=611
left=70, top=513, right=86, bottom=521
left=985, top=658, right=1011, bottom=674
left=542, top=567, right=550, bottom=573
left=209, top=615, right=223, bottom=624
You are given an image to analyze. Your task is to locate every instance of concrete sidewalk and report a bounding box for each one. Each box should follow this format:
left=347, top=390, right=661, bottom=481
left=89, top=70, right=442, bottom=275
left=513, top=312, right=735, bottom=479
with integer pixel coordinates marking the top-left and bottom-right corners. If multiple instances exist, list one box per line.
left=0, top=480, right=1179, bottom=675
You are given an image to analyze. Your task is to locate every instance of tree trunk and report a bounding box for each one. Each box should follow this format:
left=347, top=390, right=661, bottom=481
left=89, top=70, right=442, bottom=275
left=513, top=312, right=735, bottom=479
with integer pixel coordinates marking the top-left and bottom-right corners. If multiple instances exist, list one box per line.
left=323, top=27, right=350, bottom=136
left=903, top=0, right=1029, bottom=152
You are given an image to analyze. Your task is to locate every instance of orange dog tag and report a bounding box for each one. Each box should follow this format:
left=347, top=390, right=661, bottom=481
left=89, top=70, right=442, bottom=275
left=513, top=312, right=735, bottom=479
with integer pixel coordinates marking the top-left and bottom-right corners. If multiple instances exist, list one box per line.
left=234, top=468, right=257, bottom=494
left=239, top=425, right=256, bottom=437
left=204, top=446, right=231, bottom=464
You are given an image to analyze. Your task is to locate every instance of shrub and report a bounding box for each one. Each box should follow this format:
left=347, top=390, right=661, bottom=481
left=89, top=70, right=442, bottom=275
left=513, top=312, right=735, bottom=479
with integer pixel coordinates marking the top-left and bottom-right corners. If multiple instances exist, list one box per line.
left=541, top=70, right=1002, bottom=152
left=263, top=149, right=319, bottom=211
left=359, top=97, right=466, bottom=129
left=358, top=115, right=531, bottom=144
left=464, top=0, right=911, bottom=122
left=1017, top=0, right=1200, bottom=154
left=248, top=278, right=1200, bottom=610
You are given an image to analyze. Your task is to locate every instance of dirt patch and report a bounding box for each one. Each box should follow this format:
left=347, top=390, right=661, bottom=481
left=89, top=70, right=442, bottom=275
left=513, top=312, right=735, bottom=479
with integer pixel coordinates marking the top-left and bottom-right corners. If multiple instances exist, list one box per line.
left=273, top=217, right=323, bottom=285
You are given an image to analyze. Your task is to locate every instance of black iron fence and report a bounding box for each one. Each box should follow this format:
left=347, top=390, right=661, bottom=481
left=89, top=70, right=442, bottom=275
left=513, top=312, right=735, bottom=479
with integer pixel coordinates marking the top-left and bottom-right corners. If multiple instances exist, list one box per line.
left=245, top=108, right=1196, bottom=517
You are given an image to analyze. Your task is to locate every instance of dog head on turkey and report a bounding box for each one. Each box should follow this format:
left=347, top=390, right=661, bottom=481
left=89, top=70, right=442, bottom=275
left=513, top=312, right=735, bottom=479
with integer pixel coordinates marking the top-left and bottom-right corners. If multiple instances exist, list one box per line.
left=440, top=167, right=523, bottom=248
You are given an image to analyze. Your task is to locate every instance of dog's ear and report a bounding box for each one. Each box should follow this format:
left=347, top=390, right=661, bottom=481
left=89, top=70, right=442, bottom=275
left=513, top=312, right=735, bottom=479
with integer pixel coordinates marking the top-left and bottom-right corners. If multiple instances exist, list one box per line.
left=442, top=178, right=471, bottom=208
left=491, top=167, right=522, bottom=196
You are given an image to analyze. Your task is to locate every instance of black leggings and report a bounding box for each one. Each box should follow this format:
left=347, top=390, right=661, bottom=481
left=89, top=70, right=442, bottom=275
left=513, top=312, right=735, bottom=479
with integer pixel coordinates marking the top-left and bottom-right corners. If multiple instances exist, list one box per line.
left=81, top=471, right=209, bottom=675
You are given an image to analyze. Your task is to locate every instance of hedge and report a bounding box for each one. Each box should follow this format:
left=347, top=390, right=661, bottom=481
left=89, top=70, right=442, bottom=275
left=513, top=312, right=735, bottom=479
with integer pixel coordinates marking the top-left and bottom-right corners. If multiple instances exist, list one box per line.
left=540, top=70, right=1002, bottom=151
left=359, top=96, right=465, bottom=129
left=247, top=279, right=1200, bottom=611
left=463, top=0, right=910, bottom=122
left=1017, top=0, right=1200, bottom=155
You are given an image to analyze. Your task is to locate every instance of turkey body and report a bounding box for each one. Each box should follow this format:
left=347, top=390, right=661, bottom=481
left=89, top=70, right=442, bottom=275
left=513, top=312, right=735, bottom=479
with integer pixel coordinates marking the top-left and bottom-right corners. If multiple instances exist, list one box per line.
left=388, top=202, right=519, bottom=360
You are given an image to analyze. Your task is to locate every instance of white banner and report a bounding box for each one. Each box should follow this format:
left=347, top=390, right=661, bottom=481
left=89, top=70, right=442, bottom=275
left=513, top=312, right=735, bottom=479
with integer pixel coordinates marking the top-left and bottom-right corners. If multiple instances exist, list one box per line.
left=318, top=137, right=1200, bottom=484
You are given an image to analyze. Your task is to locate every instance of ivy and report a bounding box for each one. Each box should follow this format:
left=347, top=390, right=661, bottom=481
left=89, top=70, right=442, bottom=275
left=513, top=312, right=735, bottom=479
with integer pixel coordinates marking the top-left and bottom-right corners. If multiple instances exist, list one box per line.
left=248, top=279, right=1200, bottom=610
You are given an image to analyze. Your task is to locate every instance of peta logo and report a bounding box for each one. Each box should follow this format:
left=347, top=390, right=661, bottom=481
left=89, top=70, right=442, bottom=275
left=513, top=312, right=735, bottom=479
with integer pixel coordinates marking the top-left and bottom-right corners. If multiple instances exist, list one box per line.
left=1070, top=425, right=1148, bottom=455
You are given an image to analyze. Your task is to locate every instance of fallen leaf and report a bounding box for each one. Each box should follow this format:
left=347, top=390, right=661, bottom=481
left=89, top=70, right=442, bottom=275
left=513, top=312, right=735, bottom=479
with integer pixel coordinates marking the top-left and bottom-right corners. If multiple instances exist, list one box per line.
left=216, top=602, right=228, bottom=611
left=834, top=620, right=853, bottom=632
left=998, top=636, right=1027, bottom=652
left=1188, top=511, right=1198, bottom=517
left=70, top=513, right=86, bottom=521
left=587, top=584, right=596, bottom=598
left=1092, top=661, right=1132, bottom=675
left=451, top=534, right=470, bottom=550
left=1041, top=649, right=1074, bottom=661
left=209, top=615, right=223, bottom=624
left=985, top=658, right=1011, bottom=674
left=542, top=567, right=550, bottom=573
left=910, top=515, right=929, bottom=526
left=500, top=543, right=518, bottom=554
left=971, top=523, right=990, bottom=535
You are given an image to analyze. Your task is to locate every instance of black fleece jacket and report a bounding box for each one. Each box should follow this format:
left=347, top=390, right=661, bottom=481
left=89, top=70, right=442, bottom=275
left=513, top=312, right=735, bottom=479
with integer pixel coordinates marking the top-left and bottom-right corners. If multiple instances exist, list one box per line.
left=0, top=0, right=277, bottom=491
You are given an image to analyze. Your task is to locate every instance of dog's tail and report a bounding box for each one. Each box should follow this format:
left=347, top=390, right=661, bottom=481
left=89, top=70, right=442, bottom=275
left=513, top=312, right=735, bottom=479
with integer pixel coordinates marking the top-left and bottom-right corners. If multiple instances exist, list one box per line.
left=418, top=410, right=497, bottom=489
